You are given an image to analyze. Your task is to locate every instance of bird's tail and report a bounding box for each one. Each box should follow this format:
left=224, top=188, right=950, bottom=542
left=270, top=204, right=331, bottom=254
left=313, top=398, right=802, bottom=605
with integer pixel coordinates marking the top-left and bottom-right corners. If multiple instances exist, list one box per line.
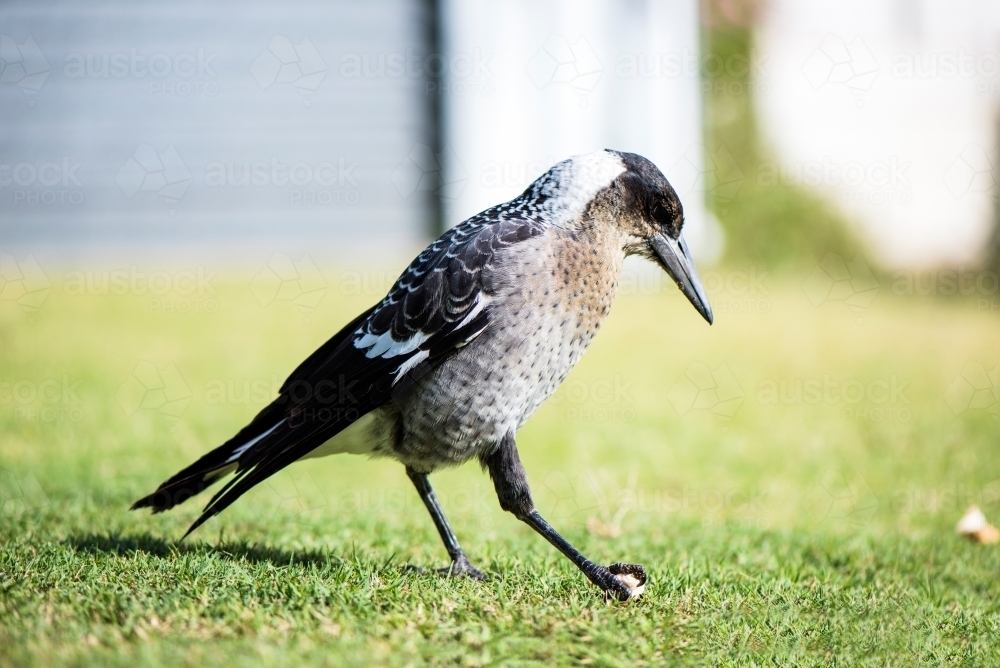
left=130, top=404, right=284, bottom=514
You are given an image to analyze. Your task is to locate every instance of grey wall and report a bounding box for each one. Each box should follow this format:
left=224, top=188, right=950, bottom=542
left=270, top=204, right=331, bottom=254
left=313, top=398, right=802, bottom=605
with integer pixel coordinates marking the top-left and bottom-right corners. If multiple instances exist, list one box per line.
left=0, top=0, right=437, bottom=258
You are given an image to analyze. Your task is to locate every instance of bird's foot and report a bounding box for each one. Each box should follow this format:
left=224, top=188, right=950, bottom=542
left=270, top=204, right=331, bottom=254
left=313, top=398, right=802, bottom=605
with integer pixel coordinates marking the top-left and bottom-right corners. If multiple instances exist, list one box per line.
left=597, top=562, right=647, bottom=602
left=403, top=556, right=489, bottom=581
left=437, top=555, right=489, bottom=581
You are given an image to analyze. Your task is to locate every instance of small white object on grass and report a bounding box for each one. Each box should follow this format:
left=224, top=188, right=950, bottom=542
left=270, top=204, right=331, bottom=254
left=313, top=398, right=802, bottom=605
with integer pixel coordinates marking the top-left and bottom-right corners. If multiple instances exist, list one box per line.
left=956, top=505, right=1000, bottom=544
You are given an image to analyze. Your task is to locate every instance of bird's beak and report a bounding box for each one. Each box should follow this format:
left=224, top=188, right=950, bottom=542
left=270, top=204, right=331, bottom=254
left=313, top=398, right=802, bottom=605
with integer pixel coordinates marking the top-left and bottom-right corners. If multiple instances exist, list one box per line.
left=649, top=233, right=714, bottom=324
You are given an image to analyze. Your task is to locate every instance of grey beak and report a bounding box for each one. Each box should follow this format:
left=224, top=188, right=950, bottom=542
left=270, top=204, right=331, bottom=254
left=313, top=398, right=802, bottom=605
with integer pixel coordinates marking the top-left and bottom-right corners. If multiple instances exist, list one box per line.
left=649, top=233, right=714, bottom=324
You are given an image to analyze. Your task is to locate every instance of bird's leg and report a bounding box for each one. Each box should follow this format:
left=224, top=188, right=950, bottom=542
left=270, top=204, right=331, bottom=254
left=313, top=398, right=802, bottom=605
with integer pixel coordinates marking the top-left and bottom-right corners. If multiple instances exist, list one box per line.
left=481, top=432, right=646, bottom=601
left=406, top=468, right=488, bottom=580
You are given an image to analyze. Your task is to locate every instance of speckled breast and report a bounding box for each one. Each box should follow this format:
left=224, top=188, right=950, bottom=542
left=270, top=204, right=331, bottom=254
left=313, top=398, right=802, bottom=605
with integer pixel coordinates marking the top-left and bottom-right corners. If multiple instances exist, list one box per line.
left=382, top=226, right=626, bottom=472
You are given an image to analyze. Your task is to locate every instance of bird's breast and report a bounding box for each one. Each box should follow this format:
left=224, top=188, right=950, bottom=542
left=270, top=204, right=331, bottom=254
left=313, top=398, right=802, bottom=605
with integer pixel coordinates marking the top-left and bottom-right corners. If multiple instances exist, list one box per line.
left=385, top=227, right=627, bottom=471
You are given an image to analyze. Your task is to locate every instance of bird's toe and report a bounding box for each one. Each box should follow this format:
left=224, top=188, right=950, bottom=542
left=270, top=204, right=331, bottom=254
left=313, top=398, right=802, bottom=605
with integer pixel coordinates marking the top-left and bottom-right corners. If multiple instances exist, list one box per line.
left=604, top=562, right=647, bottom=601
left=404, top=556, right=488, bottom=581
left=438, top=556, right=489, bottom=581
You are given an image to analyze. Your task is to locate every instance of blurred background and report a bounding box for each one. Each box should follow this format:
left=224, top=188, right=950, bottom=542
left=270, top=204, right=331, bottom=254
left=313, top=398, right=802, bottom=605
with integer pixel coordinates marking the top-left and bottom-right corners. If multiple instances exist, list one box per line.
left=2, top=0, right=1000, bottom=270
left=2, top=0, right=999, bottom=546
left=5, top=3, right=1000, bottom=663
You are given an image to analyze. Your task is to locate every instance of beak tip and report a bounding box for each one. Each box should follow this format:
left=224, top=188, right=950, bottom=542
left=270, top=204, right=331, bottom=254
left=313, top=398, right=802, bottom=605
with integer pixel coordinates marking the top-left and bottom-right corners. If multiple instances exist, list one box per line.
left=698, top=302, right=714, bottom=325
left=649, top=233, right=714, bottom=326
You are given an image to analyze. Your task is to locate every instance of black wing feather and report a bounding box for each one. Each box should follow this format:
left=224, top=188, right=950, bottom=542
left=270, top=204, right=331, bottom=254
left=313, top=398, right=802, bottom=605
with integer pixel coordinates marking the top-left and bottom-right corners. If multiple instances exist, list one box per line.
left=135, top=206, right=547, bottom=536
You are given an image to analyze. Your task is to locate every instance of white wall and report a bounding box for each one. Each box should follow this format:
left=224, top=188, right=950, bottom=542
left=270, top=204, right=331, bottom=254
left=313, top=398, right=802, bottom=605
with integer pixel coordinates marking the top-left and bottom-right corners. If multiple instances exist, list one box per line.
left=441, top=0, right=721, bottom=261
left=757, top=0, right=1000, bottom=268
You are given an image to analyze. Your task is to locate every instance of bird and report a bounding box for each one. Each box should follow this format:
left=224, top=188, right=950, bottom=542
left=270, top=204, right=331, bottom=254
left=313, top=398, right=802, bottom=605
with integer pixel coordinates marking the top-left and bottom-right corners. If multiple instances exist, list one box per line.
left=132, top=149, right=713, bottom=601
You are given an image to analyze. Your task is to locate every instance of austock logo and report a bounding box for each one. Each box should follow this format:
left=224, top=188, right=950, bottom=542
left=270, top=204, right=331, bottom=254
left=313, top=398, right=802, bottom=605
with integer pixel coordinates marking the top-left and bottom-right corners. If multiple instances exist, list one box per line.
left=204, top=376, right=280, bottom=406
left=757, top=374, right=911, bottom=423
left=891, top=267, right=999, bottom=315
left=479, top=156, right=556, bottom=191
left=0, top=471, right=48, bottom=515
left=339, top=47, right=494, bottom=97
left=670, top=144, right=745, bottom=210
left=250, top=35, right=327, bottom=99
left=667, top=361, right=745, bottom=421
left=549, top=374, right=636, bottom=423
left=204, top=156, right=360, bottom=206
left=63, top=47, right=219, bottom=96
left=805, top=471, right=878, bottom=528
left=616, top=48, right=769, bottom=81
left=802, top=253, right=879, bottom=321
left=540, top=468, right=767, bottom=531
left=0, top=35, right=51, bottom=105
left=62, top=266, right=220, bottom=314
left=943, top=143, right=997, bottom=199
left=115, top=144, right=192, bottom=210
left=891, top=48, right=998, bottom=81
left=757, top=156, right=912, bottom=207
left=1, top=156, right=84, bottom=206
left=618, top=266, right=770, bottom=316
left=527, top=34, right=603, bottom=103
left=802, top=35, right=879, bottom=101
left=261, top=470, right=328, bottom=520
left=541, top=467, right=642, bottom=536
left=391, top=144, right=467, bottom=201
left=337, top=270, right=397, bottom=297
left=251, top=253, right=328, bottom=323
left=541, top=470, right=601, bottom=525
left=0, top=252, right=51, bottom=323
left=2, top=375, right=84, bottom=423
left=116, top=361, right=191, bottom=419
left=944, top=362, right=998, bottom=419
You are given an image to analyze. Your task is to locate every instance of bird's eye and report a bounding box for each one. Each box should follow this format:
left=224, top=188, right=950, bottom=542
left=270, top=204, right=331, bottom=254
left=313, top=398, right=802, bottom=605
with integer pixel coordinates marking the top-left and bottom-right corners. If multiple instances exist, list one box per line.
left=649, top=200, right=672, bottom=228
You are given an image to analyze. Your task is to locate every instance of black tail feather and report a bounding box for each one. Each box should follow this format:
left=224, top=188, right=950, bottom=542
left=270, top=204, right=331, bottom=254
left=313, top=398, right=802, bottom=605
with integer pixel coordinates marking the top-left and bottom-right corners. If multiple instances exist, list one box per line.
left=130, top=404, right=284, bottom=513
left=133, top=302, right=402, bottom=536
left=179, top=409, right=361, bottom=539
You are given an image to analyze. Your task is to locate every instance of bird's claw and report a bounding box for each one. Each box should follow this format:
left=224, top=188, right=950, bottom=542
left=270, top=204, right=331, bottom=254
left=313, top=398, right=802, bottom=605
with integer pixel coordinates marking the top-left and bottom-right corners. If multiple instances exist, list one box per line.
left=438, top=556, right=489, bottom=581
left=601, top=562, right=647, bottom=602
left=403, top=556, right=489, bottom=581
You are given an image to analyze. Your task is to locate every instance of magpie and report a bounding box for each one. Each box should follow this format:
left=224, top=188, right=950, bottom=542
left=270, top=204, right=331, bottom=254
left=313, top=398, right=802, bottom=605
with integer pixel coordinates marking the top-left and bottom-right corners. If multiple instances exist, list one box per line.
left=133, top=149, right=713, bottom=601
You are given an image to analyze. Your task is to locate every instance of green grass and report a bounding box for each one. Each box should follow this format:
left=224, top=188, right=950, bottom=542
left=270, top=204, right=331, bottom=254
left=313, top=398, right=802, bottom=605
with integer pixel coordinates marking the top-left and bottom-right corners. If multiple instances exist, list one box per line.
left=2, top=266, right=1000, bottom=666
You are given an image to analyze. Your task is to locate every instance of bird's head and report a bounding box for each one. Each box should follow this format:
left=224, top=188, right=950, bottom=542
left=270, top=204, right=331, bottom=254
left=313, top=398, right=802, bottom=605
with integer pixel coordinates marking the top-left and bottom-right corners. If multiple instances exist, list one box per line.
left=538, top=149, right=713, bottom=324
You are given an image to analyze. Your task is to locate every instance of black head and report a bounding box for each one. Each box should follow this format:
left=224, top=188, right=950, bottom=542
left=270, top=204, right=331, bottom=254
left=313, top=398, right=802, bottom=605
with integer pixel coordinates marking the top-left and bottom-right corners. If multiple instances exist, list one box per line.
left=610, top=151, right=686, bottom=240
left=605, top=150, right=713, bottom=324
left=521, top=149, right=713, bottom=325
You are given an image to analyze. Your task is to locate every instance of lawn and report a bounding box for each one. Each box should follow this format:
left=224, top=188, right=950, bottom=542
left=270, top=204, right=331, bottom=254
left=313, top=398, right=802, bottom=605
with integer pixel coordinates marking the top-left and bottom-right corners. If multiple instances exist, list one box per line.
left=2, top=259, right=999, bottom=666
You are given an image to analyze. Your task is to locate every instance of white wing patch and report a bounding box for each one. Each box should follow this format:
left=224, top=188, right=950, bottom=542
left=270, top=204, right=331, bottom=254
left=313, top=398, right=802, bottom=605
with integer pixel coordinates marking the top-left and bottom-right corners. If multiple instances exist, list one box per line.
left=354, top=329, right=430, bottom=359
left=225, top=421, right=282, bottom=463
left=391, top=349, right=429, bottom=384
left=456, top=294, right=489, bottom=329
left=356, top=294, right=492, bottom=385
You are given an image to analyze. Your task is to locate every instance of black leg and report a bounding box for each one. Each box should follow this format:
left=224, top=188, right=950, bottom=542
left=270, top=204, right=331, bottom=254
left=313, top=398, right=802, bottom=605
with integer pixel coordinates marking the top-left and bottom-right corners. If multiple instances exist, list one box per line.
left=481, top=432, right=647, bottom=601
left=406, top=468, right=487, bottom=580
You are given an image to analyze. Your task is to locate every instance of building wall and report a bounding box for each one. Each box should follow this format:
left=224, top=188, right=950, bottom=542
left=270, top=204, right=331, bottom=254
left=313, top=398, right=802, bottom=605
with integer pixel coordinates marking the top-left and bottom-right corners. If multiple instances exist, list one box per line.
left=440, top=0, right=718, bottom=261
left=757, top=0, right=1000, bottom=268
left=0, top=0, right=435, bottom=260
left=1, top=0, right=710, bottom=265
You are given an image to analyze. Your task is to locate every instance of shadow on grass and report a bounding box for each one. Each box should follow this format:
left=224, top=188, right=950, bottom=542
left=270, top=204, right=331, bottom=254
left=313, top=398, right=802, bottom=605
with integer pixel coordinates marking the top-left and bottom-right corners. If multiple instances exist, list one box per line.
left=65, top=531, right=346, bottom=570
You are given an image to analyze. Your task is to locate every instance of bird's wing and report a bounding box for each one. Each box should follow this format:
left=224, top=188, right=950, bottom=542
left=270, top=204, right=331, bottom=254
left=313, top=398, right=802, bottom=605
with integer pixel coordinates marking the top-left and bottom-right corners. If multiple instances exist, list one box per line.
left=171, top=211, right=546, bottom=536
left=349, top=212, right=546, bottom=390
